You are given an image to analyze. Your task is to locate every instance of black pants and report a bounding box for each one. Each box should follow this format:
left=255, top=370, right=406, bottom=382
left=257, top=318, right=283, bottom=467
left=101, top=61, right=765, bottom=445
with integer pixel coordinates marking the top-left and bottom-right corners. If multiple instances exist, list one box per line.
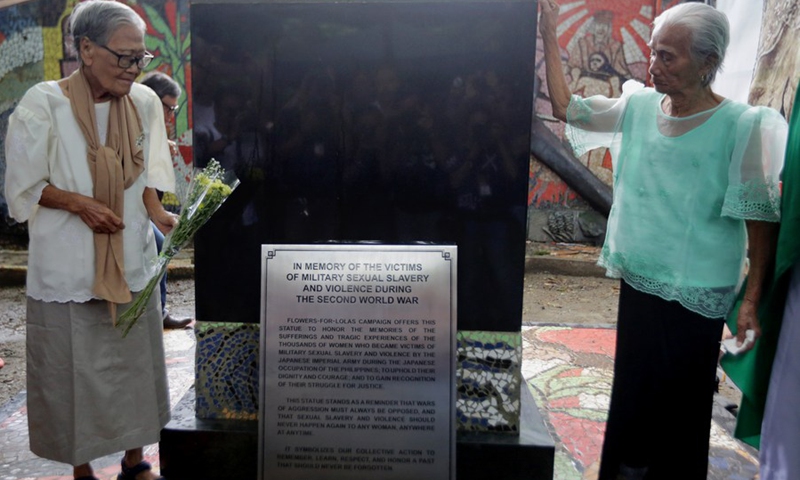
left=598, top=281, right=724, bottom=480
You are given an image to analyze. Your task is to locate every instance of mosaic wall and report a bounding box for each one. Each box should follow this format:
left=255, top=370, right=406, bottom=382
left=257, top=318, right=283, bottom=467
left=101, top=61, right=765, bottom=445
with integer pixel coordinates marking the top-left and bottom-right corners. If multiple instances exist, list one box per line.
left=457, top=330, right=522, bottom=432
left=194, top=322, right=523, bottom=432
left=530, top=0, right=662, bottom=214
left=0, top=1, right=45, bottom=227
left=195, top=321, right=260, bottom=420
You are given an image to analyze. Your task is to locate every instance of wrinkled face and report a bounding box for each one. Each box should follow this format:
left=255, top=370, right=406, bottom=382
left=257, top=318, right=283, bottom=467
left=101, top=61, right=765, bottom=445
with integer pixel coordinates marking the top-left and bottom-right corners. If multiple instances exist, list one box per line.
left=648, top=24, right=704, bottom=95
left=81, top=24, right=146, bottom=100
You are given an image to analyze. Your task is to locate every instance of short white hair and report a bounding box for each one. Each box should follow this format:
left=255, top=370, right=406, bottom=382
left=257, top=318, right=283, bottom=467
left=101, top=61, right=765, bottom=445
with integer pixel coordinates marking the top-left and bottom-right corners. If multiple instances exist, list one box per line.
left=70, top=0, right=146, bottom=63
left=651, top=2, right=730, bottom=86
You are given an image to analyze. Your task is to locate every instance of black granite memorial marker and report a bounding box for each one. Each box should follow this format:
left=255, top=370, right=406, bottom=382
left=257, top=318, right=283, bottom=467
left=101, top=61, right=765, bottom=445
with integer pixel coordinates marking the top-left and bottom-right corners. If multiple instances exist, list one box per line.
left=192, top=0, right=535, bottom=332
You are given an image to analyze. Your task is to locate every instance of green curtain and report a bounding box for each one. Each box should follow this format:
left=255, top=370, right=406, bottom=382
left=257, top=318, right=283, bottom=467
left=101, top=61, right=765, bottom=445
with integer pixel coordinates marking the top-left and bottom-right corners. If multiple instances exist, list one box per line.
left=721, top=85, right=800, bottom=448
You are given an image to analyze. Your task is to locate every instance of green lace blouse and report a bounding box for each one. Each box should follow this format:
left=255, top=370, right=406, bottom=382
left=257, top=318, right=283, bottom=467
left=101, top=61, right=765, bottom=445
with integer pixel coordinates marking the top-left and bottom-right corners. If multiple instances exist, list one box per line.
left=566, top=81, right=788, bottom=319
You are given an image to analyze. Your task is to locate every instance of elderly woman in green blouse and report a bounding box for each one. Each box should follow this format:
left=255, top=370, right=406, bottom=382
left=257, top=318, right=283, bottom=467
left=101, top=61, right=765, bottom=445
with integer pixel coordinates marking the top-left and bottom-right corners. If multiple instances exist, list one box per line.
left=540, top=2, right=787, bottom=479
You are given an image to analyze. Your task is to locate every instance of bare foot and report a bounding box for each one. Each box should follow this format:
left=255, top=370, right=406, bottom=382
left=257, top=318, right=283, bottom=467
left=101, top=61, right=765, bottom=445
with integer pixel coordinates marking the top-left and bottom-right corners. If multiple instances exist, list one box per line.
left=0, top=357, right=4, bottom=369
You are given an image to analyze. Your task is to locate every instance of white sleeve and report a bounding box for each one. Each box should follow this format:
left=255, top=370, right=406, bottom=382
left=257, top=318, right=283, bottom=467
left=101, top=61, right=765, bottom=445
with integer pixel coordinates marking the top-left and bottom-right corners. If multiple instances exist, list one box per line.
left=721, top=106, right=787, bottom=222
left=3, top=89, right=51, bottom=223
left=564, top=80, right=644, bottom=158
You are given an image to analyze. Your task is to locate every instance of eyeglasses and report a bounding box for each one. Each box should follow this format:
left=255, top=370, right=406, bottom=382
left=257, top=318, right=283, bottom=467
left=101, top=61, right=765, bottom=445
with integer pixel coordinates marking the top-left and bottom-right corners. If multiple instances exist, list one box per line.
left=97, top=43, right=154, bottom=70
left=162, top=101, right=180, bottom=114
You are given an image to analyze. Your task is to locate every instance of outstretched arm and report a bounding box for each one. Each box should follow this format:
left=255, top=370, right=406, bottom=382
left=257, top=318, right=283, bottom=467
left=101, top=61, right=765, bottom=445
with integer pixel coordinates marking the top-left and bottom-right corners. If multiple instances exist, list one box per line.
left=540, top=0, right=572, bottom=122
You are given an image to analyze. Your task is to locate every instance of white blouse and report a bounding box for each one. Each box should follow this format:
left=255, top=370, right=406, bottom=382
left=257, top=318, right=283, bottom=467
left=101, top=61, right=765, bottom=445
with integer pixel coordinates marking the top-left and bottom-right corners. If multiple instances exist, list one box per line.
left=4, top=81, right=175, bottom=303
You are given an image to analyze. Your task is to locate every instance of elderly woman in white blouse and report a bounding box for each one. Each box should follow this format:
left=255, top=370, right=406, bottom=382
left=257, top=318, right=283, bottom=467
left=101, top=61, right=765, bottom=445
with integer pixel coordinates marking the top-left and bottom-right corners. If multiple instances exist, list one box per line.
left=3, top=1, right=174, bottom=479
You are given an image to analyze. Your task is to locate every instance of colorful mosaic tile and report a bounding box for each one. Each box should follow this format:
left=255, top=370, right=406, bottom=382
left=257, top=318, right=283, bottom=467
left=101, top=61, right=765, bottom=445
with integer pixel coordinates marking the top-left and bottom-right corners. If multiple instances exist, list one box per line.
left=456, top=330, right=522, bottom=432
left=530, top=0, right=659, bottom=210
left=0, top=16, right=43, bottom=83
left=194, top=321, right=260, bottom=420
left=194, top=324, right=523, bottom=430
left=40, top=0, right=76, bottom=82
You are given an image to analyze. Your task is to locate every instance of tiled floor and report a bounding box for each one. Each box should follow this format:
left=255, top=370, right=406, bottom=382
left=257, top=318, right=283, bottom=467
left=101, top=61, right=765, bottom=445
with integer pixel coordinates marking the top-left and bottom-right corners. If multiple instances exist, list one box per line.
left=1, top=325, right=759, bottom=480
left=0, top=329, right=196, bottom=480
left=522, top=325, right=760, bottom=480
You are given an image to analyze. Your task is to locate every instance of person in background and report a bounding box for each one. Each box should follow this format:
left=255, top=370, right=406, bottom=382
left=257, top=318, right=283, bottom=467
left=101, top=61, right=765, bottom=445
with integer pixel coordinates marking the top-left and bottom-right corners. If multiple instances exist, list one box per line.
left=140, top=71, right=193, bottom=330
left=540, top=1, right=787, bottom=478
left=3, top=1, right=175, bottom=478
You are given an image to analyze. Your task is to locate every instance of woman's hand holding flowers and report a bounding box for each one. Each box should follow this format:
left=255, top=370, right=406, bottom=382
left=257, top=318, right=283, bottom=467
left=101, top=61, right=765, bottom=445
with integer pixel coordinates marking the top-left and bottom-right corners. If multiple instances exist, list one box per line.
left=152, top=210, right=178, bottom=235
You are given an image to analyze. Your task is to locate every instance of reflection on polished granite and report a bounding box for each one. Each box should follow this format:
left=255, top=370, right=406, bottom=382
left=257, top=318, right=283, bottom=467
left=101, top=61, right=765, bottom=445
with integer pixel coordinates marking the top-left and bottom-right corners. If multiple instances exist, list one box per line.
left=192, top=1, right=536, bottom=333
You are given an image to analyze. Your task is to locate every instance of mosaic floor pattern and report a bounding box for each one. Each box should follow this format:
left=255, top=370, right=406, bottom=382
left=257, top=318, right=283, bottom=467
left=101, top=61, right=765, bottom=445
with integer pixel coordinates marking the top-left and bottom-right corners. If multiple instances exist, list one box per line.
left=0, top=329, right=196, bottom=480
left=522, top=325, right=760, bottom=480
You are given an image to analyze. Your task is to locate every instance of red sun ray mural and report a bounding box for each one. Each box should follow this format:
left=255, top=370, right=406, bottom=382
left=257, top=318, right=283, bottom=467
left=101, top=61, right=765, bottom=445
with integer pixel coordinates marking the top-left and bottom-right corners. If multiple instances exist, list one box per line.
left=556, top=0, right=655, bottom=83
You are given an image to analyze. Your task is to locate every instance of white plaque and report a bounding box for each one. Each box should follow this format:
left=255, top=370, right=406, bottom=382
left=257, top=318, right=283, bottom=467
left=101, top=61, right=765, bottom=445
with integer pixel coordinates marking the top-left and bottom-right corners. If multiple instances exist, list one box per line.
left=259, top=244, right=457, bottom=480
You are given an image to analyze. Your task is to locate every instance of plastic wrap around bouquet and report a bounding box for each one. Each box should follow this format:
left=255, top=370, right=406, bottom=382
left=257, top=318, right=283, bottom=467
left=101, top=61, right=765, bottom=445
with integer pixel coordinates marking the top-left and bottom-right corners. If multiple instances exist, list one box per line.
left=117, top=159, right=240, bottom=337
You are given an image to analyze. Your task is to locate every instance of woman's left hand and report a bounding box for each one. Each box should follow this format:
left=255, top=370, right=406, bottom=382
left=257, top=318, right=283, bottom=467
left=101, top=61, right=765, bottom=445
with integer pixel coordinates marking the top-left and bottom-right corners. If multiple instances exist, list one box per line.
left=540, top=0, right=561, bottom=35
left=153, top=210, right=178, bottom=235
left=734, top=299, right=762, bottom=353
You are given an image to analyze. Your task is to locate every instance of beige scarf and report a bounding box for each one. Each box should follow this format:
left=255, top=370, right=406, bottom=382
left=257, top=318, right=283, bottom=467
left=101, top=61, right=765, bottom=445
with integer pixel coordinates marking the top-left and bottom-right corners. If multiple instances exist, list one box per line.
left=62, top=68, right=145, bottom=316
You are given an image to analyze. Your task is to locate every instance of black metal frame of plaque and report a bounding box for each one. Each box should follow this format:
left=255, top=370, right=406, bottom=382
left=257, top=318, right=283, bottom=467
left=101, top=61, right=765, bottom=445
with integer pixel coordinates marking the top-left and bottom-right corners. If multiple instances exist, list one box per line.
left=258, top=244, right=457, bottom=479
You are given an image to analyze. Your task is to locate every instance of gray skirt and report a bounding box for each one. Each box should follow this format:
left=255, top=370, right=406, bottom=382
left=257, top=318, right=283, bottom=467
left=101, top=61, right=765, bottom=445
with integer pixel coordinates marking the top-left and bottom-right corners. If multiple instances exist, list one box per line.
left=26, top=292, right=170, bottom=466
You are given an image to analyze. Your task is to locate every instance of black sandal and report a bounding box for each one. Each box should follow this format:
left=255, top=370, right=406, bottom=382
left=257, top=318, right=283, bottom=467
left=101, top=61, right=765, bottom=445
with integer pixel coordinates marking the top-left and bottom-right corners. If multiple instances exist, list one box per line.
left=117, top=459, right=164, bottom=480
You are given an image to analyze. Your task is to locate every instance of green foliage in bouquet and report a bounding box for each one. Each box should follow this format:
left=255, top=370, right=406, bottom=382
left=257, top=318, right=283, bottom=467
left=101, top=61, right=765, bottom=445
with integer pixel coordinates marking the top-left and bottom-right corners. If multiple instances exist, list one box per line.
left=117, top=159, right=239, bottom=337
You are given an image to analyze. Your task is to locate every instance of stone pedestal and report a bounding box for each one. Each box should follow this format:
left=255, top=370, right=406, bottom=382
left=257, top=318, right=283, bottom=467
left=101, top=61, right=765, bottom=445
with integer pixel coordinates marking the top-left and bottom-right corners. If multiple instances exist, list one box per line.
left=160, top=385, right=553, bottom=480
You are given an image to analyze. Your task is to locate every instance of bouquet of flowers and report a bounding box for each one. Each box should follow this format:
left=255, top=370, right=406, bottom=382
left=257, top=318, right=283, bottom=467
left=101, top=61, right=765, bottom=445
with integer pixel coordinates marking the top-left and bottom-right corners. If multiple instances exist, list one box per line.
left=117, top=159, right=240, bottom=337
